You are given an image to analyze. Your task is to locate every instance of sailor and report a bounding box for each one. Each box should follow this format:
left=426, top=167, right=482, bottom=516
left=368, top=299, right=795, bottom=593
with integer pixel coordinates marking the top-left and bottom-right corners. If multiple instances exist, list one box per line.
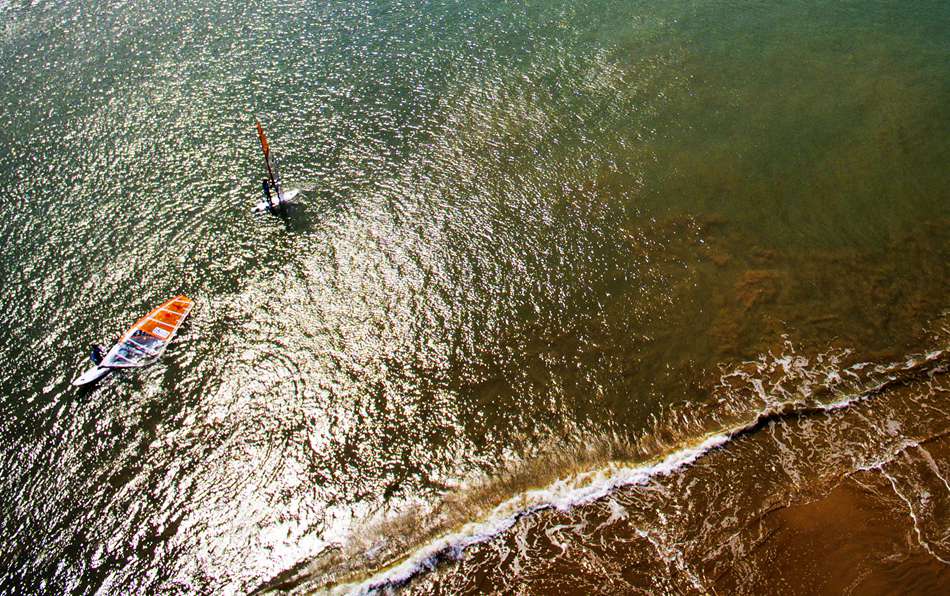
left=262, top=178, right=274, bottom=211
left=90, top=344, right=105, bottom=365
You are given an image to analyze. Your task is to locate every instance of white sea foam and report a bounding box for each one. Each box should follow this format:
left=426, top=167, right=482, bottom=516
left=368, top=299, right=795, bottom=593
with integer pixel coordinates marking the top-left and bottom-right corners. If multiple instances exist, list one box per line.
left=324, top=346, right=949, bottom=594
left=332, top=433, right=732, bottom=594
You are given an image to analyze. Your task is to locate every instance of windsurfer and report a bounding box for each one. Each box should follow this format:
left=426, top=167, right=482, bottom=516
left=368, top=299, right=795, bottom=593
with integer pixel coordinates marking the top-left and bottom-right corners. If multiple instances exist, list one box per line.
left=90, top=344, right=105, bottom=365
left=254, top=120, right=299, bottom=214
left=262, top=179, right=274, bottom=211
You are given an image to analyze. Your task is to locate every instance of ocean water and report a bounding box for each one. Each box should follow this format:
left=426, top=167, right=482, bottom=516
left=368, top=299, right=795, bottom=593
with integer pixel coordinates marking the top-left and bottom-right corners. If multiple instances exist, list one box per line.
left=0, top=0, right=948, bottom=593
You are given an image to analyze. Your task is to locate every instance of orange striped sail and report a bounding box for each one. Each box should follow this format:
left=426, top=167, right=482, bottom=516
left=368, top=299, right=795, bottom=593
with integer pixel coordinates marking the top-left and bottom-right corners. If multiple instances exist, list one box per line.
left=101, top=296, right=194, bottom=368
left=256, top=119, right=278, bottom=189
left=256, top=120, right=270, bottom=158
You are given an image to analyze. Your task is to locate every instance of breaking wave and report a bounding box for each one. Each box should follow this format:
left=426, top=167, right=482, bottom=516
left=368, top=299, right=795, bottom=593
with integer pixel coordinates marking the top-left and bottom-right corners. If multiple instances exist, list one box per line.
left=258, top=326, right=950, bottom=595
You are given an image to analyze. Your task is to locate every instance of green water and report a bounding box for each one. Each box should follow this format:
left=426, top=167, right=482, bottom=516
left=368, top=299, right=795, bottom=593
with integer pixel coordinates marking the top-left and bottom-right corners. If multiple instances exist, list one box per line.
left=0, top=0, right=947, bottom=592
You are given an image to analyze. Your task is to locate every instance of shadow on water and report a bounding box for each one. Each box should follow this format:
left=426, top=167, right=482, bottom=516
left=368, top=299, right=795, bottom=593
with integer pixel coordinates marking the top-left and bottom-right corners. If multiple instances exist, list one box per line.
left=266, top=189, right=345, bottom=236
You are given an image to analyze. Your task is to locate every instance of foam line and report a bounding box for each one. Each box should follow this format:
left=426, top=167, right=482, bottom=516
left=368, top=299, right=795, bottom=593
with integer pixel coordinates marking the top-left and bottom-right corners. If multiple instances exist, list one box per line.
left=881, top=469, right=950, bottom=565
left=334, top=434, right=731, bottom=594
left=327, top=347, right=948, bottom=594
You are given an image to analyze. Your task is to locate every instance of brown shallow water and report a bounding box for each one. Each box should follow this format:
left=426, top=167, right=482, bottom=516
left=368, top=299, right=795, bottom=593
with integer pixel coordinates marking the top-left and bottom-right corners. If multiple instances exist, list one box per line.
left=405, top=334, right=950, bottom=595
left=267, top=220, right=950, bottom=594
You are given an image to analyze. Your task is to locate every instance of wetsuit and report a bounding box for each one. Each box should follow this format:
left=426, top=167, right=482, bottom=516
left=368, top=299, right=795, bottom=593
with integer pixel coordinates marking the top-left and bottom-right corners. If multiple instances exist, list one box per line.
left=262, top=179, right=273, bottom=210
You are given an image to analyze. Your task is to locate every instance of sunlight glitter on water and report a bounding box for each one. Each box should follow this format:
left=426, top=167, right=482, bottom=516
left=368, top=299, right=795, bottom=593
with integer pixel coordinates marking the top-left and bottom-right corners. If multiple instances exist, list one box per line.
left=0, top=0, right=948, bottom=593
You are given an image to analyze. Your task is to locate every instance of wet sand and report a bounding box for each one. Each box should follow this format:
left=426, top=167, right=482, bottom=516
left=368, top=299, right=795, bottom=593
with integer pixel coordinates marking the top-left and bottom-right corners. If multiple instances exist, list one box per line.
left=723, top=452, right=950, bottom=595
